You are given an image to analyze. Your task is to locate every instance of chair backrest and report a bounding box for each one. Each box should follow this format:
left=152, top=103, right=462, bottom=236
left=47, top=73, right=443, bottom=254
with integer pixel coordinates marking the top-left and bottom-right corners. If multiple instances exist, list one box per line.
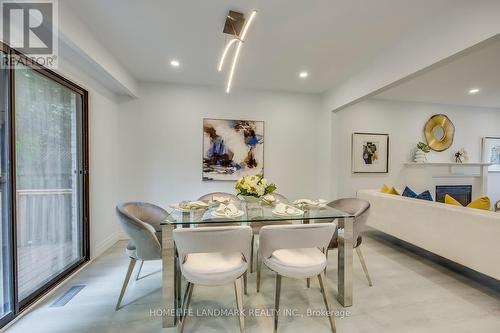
left=328, top=198, right=370, bottom=242
left=119, top=202, right=169, bottom=231
left=173, top=226, right=252, bottom=263
left=116, top=203, right=162, bottom=260
left=259, top=224, right=336, bottom=259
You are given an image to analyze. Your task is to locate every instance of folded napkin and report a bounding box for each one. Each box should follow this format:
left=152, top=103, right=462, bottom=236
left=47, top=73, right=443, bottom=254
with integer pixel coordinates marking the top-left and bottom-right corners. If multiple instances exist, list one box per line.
left=262, top=194, right=277, bottom=204
left=178, top=200, right=208, bottom=210
left=213, top=196, right=232, bottom=204
left=215, top=203, right=241, bottom=217
left=293, top=198, right=327, bottom=207
left=274, top=203, right=302, bottom=215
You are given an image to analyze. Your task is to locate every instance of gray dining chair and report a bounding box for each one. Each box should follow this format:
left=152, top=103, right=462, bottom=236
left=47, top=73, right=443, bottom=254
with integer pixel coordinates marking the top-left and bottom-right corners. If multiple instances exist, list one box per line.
left=115, top=202, right=169, bottom=310
left=249, top=193, right=290, bottom=273
left=174, top=225, right=252, bottom=333
left=326, top=198, right=373, bottom=286
left=257, top=224, right=337, bottom=333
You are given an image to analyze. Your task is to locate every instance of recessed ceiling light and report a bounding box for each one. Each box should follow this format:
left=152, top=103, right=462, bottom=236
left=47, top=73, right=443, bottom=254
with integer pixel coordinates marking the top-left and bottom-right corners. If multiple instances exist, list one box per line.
left=468, top=88, right=480, bottom=94
left=299, top=71, right=308, bottom=78
left=170, top=60, right=180, bottom=67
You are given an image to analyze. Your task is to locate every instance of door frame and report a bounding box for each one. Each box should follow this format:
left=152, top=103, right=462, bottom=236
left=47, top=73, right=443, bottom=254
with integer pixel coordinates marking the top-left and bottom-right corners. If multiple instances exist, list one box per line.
left=0, top=41, right=90, bottom=326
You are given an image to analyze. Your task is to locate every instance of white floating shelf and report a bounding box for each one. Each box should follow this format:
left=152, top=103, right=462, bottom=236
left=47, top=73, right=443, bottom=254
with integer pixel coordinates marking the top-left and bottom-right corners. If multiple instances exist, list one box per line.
left=404, top=162, right=492, bottom=166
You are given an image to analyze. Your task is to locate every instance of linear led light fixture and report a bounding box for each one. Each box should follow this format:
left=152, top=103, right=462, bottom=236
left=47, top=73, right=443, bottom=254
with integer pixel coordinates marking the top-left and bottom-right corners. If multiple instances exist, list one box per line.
left=218, top=10, right=257, bottom=93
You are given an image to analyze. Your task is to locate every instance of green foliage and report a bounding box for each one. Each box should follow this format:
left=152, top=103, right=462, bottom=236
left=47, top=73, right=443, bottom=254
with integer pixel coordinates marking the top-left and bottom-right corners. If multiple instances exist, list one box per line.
left=417, top=142, right=431, bottom=153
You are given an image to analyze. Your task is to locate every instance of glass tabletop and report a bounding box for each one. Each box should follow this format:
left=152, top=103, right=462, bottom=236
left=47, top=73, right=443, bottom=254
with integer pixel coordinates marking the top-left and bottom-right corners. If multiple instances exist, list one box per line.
left=162, top=200, right=354, bottom=225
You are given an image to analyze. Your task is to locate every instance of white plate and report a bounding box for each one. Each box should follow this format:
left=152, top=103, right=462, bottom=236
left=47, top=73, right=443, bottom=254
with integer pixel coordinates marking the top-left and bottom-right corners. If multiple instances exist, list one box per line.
left=169, top=203, right=208, bottom=212
left=211, top=210, right=244, bottom=219
left=272, top=209, right=304, bottom=217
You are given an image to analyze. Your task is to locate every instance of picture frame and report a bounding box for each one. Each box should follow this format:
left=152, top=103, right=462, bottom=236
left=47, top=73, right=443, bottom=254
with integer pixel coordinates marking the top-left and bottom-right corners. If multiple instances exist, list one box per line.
left=202, top=118, right=265, bottom=181
left=352, top=132, right=389, bottom=173
left=482, top=137, right=500, bottom=172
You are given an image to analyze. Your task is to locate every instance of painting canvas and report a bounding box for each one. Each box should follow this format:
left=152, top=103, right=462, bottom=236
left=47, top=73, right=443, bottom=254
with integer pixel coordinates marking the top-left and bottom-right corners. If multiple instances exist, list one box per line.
left=352, top=133, right=389, bottom=173
left=203, top=119, right=264, bottom=181
left=482, top=137, right=500, bottom=172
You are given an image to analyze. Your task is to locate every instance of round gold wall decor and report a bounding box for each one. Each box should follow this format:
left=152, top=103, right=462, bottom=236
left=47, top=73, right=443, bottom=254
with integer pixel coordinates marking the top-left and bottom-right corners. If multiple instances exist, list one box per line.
left=424, top=114, right=455, bottom=152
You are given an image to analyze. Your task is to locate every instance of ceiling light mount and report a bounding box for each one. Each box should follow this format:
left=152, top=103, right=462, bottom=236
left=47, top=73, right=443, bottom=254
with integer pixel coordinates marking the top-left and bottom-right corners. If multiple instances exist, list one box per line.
left=223, top=11, right=245, bottom=37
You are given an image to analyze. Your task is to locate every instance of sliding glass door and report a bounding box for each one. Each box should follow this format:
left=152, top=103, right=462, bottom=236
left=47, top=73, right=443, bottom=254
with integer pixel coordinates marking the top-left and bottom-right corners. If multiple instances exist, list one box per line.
left=14, top=64, right=85, bottom=303
left=0, top=50, right=13, bottom=324
left=0, top=43, right=89, bottom=327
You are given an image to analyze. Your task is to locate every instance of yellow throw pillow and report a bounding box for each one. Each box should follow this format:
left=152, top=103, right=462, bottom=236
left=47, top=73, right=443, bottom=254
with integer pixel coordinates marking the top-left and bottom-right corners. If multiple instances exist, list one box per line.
left=445, top=194, right=491, bottom=211
left=445, top=194, right=462, bottom=206
left=468, top=197, right=491, bottom=211
left=381, top=184, right=399, bottom=195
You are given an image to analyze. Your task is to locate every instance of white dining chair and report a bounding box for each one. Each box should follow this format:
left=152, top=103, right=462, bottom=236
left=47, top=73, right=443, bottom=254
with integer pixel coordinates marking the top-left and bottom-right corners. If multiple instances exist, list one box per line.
left=326, top=198, right=373, bottom=286
left=249, top=193, right=289, bottom=273
left=173, top=225, right=252, bottom=333
left=257, top=224, right=337, bottom=333
left=115, top=202, right=168, bottom=310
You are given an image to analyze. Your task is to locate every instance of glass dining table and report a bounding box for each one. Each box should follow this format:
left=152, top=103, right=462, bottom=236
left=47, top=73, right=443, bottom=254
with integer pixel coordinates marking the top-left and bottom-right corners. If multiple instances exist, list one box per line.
left=160, top=201, right=355, bottom=328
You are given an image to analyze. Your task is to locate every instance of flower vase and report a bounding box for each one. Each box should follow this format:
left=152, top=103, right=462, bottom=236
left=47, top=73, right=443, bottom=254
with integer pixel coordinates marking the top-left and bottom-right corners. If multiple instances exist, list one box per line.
left=241, top=195, right=261, bottom=209
left=414, top=150, right=427, bottom=163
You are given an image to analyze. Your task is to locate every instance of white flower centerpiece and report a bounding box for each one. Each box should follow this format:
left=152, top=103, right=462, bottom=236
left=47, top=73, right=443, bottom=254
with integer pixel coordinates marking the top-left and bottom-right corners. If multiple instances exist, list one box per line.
left=235, top=174, right=277, bottom=206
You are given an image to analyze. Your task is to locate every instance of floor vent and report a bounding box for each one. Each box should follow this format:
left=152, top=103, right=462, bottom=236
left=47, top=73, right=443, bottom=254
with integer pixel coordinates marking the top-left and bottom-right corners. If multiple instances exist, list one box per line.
left=50, top=285, right=85, bottom=307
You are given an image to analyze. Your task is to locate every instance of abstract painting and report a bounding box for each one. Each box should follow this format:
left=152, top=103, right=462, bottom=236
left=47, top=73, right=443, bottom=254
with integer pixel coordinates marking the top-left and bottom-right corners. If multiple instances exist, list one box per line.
left=352, top=133, right=389, bottom=173
left=203, top=119, right=264, bottom=180
left=482, top=137, right=500, bottom=172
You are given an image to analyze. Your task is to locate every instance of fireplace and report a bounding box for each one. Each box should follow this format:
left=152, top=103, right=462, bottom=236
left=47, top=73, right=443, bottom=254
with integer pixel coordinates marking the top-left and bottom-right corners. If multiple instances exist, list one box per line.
left=435, top=185, right=472, bottom=206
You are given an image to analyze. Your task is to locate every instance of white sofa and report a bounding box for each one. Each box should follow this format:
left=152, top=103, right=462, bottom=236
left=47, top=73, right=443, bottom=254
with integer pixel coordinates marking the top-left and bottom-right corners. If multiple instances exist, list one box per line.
left=357, top=189, right=500, bottom=281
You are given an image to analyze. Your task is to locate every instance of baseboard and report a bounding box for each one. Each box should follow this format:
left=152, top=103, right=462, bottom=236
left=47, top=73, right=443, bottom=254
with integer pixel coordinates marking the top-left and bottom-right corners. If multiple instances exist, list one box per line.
left=91, top=231, right=129, bottom=259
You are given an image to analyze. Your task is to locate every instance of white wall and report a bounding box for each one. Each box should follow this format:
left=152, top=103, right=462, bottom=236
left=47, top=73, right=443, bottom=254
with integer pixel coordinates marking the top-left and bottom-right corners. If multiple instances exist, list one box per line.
left=333, top=98, right=500, bottom=203
left=116, top=83, right=328, bottom=207
left=57, top=57, right=124, bottom=259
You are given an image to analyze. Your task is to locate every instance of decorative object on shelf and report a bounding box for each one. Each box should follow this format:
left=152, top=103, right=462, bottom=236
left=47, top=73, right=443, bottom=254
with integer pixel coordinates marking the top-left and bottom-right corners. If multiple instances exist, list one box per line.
left=414, top=142, right=430, bottom=163
left=235, top=174, right=276, bottom=199
left=495, top=200, right=500, bottom=212
left=352, top=133, right=389, bottom=173
left=454, top=148, right=468, bottom=163
left=424, top=114, right=455, bottom=152
left=482, top=137, right=500, bottom=172
left=203, top=118, right=264, bottom=181
left=218, top=10, right=257, bottom=93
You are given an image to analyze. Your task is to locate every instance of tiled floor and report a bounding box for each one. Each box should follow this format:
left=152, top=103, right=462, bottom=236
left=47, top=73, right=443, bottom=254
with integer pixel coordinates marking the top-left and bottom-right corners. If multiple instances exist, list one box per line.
left=5, top=231, right=500, bottom=333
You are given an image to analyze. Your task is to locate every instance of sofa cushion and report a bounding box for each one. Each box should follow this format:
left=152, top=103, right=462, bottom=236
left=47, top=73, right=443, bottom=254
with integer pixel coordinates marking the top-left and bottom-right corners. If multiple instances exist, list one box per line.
left=381, top=184, right=400, bottom=195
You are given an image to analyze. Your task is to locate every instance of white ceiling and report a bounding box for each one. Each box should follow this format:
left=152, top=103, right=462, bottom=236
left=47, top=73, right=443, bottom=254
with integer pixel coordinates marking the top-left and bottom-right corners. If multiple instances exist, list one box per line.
left=376, top=37, right=500, bottom=108
left=65, top=0, right=455, bottom=94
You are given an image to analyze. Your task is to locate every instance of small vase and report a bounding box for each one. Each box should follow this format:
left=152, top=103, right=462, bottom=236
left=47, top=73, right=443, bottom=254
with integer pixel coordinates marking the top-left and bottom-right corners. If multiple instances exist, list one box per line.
left=414, top=150, right=427, bottom=163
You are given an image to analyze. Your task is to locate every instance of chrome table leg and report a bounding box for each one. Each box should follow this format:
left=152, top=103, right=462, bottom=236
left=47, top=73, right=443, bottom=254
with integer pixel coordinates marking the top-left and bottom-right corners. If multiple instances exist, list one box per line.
left=337, top=217, right=353, bottom=307
left=162, top=224, right=176, bottom=328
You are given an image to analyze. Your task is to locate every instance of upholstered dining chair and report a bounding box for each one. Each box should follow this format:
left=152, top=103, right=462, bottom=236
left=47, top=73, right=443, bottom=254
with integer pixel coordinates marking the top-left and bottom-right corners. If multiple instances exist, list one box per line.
left=257, top=224, right=337, bottom=333
left=326, top=198, right=373, bottom=286
left=173, top=225, right=252, bottom=333
left=115, top=202, right=169, bottom=310
left=249, top=193, right=289, bottom=273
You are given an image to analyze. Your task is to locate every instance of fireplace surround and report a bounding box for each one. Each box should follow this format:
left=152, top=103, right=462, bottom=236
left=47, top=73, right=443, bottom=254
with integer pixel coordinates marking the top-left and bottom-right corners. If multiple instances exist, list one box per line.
left=436, top=185, right=472, bottom=206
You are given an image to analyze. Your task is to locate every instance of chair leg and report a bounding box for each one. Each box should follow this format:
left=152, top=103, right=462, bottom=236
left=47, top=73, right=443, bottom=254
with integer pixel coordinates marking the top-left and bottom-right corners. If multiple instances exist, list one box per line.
left=324, top=249, right=329, bottom=277
left=250, top=234, right=254, bottom=273
left=115, top=257, right=136, bottom=311
left=274, top=274, right=282, bottom=333
left=256, top=253, right=262, bottom=293
left=178, top=282, right=194, bottom=333
left=307, top=278, right=310, bottom=288
left=356, top=246, right=373, bottom=286
left=243, top=271, right=248, bottom=295
left=135, top=260, right=144, bottom=281
left=317, top=274, right=336, bottom=333
left=234, top=277, right=245, bottom=333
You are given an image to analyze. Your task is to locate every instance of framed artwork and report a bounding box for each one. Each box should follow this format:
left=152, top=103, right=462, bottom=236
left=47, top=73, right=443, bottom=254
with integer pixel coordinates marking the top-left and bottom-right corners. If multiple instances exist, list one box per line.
left=482, top=137, right=500, bottom=172
left=203, top=118, right=264, bottom=181
left=352, top=132, right=389, bottom=173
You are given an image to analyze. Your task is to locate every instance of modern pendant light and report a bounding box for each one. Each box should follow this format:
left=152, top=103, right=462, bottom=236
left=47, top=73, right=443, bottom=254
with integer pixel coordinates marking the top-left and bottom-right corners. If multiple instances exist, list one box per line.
left=218, top=10, right=257, bottom=93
